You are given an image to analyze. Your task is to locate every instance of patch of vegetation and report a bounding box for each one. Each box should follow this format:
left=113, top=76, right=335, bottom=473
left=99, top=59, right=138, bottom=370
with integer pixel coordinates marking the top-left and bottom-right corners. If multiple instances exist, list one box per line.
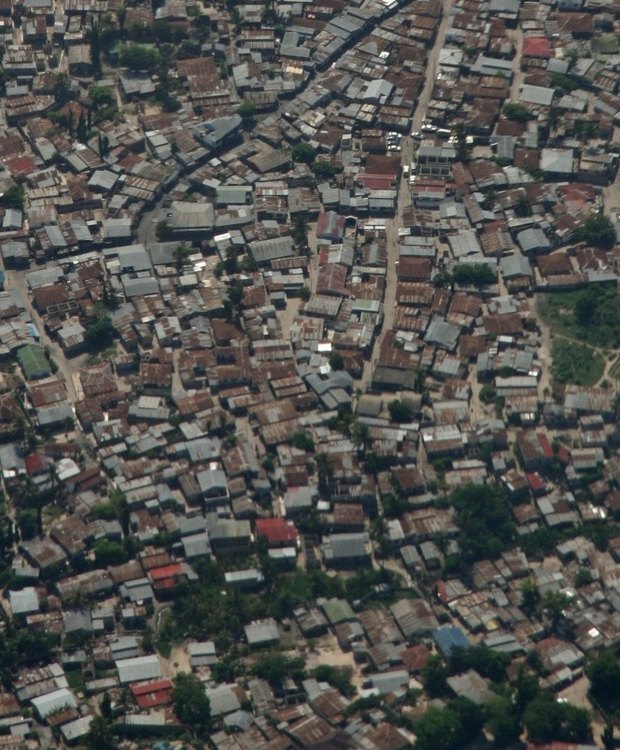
left=575, top=213, right=616, bottom=249
left=388, top=399, right=412, bottom=423
left=452, top=263, right=496, bottom=286
left=291, top=142, right=316, bottom=164
left=119, top=43, right=160, bottom=71
left=503, top=102, right=531, bottom=122
left=538, top=284, right=620, bottom=348
left=312, top=665, right=355, bottom=697
left=450, top=484, right=516, bottom=563
left=550, top=338, right=605, bottom=386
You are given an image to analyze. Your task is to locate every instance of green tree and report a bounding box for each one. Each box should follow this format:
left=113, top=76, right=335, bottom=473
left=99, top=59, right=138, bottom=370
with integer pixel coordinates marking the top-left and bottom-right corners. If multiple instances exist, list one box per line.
left=239, top=254, right=258, bottom=273
left=85, top=715, right=118, bottom=750
left=602, top=722, right=615, bottom=750
left=542, top=590, right=572, bottom=630
left=315, top=452, right=334, bottom=496
left=450, top=484, right=516, bottom=563
left=414, top=706, right=463, bottom=750
left=120, top=43, right=160, bottom=71
left=329, top=352, right=344, bottom=371
left=452, top=263, right=496, bottom=286
left=290, top=430, right=314, bottom=453
left=224, top=246, right=239, bottom=275
left=421, top=654, right=448, bottom=698
left=100, top=692, right=112, bottom=722
left=238, top=100, right=256, bottom=129
left=514, top=193, right=532, bottom=217
left=173, top=244, right=191, bottom=273
left=253, top=653, right=305, bottom=686
left=514, top=667, right=540, bottom=715
left=313, top=665, right=355, bottom=697
left=312, top=160, right=341, bottom=179
left=388, top=399, right=412, bottom=423
left=156, top=220, right=172, bottom=241
left=291, top=142, right=316, bottom=165
left=503, top=102, right=531, bottom=122
left=486, top=698, right=520, bottom=747
left=454, top=123, right=470, bottom=162
left=0, top=185, right=24, bottom=210
left=521, top=578, right=541, bottom=617
left=292, top=214, right=309, bottom=255
left=225, top=282, right=244, bottom=320
left=85, top=315, right=114, bottom=350
left=90, top=21, right=101, bottom=74
left=351, top=421, right=371, bottom=455
left=524, top=692, right=591, bottom=744
left=94, top=539, right=128, bottom=566
left=76, top=112, right=88, bottom=144
left=574, top=568, right=593, bottom=588
left=586, top=650, right=620, bottom=711
left=172, top=673, right=212, bottom=739
left=53, top=73, right=71, bottom=106
left=17, top=509, right=38, bottom=540
left=299, top=286, right=311, bottom=301
left=449, top=697, right=484, bottom=744
left=575, top=213, right=616, bottom=249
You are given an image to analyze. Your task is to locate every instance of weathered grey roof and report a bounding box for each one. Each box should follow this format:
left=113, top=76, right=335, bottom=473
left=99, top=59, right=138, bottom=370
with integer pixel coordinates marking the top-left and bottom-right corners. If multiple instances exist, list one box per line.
left=116, top=654, right=161, bottom=684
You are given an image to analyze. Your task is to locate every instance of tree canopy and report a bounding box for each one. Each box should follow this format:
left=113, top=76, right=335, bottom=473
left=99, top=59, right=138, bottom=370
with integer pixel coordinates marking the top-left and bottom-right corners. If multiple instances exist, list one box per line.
left=575, top=213, right=616, bottom=249
left=450, top=484, right=516, bottom=562
left=85, top=315, right=114, bottom=350
left=172, top=672, right=212, bottom=738
left=452, top=263, right=496, bottom=287
left=291, top=142, right=316, bottom=165
left=120, top=43, right=160, bottom=71
left=587, top=650, right=620, bottom=712
left=388, top=399, right=412, bottom=423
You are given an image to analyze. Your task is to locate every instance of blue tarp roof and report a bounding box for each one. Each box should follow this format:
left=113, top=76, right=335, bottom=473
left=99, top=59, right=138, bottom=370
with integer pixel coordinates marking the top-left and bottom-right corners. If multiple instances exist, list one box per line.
left=432, top=626, right=470, bottom=656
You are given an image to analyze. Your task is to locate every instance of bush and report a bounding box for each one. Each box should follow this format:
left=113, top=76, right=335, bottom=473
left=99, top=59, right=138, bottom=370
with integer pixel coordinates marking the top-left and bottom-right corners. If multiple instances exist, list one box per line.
left=503, top=102, right=531, bottom=122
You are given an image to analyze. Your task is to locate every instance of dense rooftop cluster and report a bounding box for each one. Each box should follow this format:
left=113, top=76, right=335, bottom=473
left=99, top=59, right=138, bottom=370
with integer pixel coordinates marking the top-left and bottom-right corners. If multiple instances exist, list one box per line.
left=0, top=0, right=619, bottom=746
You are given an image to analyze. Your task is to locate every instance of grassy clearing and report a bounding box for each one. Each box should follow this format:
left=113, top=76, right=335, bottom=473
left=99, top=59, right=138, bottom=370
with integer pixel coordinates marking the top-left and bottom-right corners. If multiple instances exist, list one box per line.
left=551, top=338, right=605, bottom=386
left=538, top=285, right=620, bottom=349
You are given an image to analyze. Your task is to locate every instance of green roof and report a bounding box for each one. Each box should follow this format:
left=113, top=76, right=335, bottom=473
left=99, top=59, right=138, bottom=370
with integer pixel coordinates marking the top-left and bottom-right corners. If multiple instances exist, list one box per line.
left=320, top=598, right=356, bottom=625
left=17, top=345, right=51, bottom=380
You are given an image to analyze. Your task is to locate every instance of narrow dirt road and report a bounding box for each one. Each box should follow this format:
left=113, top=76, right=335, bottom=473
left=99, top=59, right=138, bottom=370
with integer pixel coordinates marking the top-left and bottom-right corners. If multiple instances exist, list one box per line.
left=360, top=0, right=455, bottom=391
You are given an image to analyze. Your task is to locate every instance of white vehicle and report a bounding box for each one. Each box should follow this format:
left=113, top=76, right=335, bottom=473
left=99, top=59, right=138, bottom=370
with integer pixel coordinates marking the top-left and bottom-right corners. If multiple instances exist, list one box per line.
left=411, top=131, right=421, bottom=139
left=421, top=123, right=437, bottom=133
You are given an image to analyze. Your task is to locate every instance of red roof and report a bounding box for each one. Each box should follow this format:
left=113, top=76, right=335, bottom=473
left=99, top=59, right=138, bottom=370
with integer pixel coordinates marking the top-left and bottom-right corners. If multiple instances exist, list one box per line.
left=5, top=155, right=36, bottom=177
left=130, top=680, right=173, bottom=709
left=526, top=472, right=546, bottom=492
left=24, top=452, right=45, bottom=476
left=522, top=36, right=552, bottom=58
left=537, top=433, right=554, bottom=459
left=149, top=563, right=183, bottom=581
left=402, top=644, right=431, bottom=673
left=356, top=172, right=395, bottom=190
left=255, top=518, right=298, bottom=546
